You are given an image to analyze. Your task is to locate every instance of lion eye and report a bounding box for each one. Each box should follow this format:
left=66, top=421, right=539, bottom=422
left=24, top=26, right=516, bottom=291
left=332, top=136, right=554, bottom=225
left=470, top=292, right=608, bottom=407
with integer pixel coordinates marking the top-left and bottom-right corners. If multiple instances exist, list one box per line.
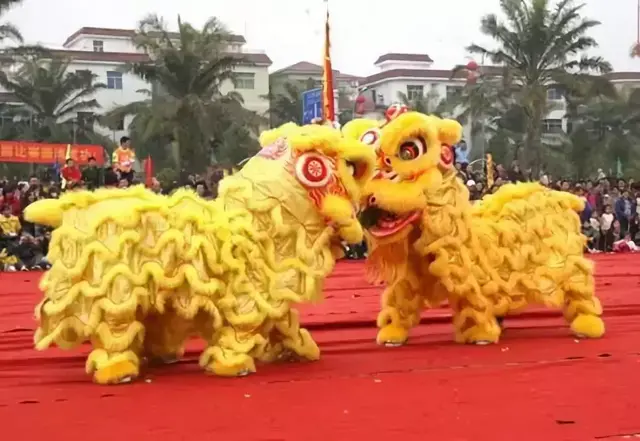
left=360, top=129, right=381, bottom=148
left=398, top=137, right=426, bottom=161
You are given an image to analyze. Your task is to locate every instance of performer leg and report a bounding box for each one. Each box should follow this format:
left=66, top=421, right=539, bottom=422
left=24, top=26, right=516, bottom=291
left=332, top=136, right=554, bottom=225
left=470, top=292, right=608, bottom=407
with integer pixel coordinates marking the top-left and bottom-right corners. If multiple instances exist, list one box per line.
left=198, top=296, right=268, bottom=377
left=376, top=279, right=423, bottom=346
left=87, top=314, right=144, bottom=384
left=272, top=307, right=320, bottom=361
left=85, top=281, right=147, bottom=385
left=450, top=293, right=501, bottom=345
left=199, top=325, right=267, bottom=377
left=143, top=306, right=191, bottom=365
left=562, top=266, right=605, bottom=338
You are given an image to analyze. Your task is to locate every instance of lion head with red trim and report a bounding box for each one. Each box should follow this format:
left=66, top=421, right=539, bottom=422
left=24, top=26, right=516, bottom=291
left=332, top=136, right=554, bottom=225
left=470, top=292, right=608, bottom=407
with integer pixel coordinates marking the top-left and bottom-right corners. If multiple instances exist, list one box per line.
left=252, top=123, right=376, bottom=245
left=356, top=108, right=463, bottom=243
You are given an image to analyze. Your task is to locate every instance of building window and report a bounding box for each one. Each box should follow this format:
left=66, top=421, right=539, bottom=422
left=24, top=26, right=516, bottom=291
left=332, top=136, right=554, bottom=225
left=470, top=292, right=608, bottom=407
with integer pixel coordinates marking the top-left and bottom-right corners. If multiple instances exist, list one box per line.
left=377, top=94, right=385, bottom=105
left=106, top=71, right=123, bottom=90
left=542, top=119, right=563, bottom=134
left=406, top=85, right=424, bottom=100
left=235, top=72, right=255, bottom=89
left=547, top=87, right=563, bottom=101
left=93, top=40, right=104, bottom=52
left=446, top=85, right=463, bottom=98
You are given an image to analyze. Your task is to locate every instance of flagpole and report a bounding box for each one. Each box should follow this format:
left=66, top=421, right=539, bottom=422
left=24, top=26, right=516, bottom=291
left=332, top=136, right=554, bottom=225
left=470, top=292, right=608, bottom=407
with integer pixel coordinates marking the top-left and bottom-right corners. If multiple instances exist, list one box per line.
left=321, top=0, right=336, bottom=125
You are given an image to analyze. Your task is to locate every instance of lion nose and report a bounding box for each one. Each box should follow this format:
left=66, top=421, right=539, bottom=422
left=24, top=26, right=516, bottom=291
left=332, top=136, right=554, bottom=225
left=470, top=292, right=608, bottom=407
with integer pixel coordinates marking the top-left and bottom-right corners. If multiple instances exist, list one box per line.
left=367, top=195, right=377, bottom=207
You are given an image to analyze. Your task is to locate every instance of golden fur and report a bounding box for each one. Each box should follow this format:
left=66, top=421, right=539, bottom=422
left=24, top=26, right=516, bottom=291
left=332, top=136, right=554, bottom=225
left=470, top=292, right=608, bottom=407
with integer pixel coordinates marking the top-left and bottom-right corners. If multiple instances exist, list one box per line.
left=360, top=111, right=604, bottom=346
left=25, top=123, right=376, bottom=384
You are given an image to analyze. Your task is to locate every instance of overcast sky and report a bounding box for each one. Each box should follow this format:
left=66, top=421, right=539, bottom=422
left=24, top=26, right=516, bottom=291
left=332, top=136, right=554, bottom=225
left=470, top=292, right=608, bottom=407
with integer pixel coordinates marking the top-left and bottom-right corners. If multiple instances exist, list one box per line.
left=4, top=0, right=640, bottom=76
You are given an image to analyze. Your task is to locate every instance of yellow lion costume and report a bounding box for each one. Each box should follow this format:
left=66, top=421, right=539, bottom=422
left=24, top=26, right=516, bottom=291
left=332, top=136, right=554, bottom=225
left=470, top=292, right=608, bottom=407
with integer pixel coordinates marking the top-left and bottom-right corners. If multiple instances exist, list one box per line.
left=24, top=123, right=375, bottom=384
left=355, top=106, right=604, bottom=346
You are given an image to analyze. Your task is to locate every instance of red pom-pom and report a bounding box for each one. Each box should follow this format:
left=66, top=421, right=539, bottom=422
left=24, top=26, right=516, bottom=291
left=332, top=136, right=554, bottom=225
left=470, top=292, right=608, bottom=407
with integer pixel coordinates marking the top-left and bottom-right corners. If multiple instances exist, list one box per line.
left=385, top=104, right=408, bottom=122
left=440, top=144, right=454, bottom=167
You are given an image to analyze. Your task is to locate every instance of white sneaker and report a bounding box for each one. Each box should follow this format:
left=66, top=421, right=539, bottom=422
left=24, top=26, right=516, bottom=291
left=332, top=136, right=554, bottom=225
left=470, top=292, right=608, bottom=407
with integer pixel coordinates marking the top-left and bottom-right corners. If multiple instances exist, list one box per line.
left=4, top=265, right=16, bottom=272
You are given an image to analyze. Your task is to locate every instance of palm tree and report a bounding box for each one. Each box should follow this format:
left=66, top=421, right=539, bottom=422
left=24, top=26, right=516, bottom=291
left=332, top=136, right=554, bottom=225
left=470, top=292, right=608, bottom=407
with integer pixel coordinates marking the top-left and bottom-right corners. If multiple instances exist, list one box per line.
left=443, top=68, right=520, bottom=160
left=266, top=82, right=303, bottom=127
left=397, top=89, right=448, bottom=116
left=104, top=14, right=259, bottom=172
left=466, top=0, right=612, bottom=173
left=566, top=87, right=640, bottom=177
left=0, top=56, right=107, bottom=144
left=0, top=0, right=23, bottom=43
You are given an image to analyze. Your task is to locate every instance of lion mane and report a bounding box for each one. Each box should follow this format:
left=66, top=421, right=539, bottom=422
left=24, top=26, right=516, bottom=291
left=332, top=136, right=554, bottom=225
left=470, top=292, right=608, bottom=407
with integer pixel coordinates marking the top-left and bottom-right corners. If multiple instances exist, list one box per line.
left=358, top=107, right=605, bottom=346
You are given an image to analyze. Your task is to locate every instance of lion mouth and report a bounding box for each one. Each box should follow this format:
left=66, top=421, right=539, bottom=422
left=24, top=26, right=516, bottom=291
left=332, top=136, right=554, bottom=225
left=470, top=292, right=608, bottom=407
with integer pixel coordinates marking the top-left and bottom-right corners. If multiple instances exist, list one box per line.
left=359, top=206, right=420, bottom=238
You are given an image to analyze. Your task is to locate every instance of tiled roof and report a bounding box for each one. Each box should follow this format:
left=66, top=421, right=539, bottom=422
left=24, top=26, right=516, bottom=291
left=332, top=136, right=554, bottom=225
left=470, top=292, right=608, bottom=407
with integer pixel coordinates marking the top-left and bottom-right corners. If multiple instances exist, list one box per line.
left=374, top=53, right=433, bottom=64
left=271, top=61, right=362, bottom=81
left=63, top=26, right=246, bottom=47
left=48, top=49, right=271, bottom=66
left=604, top=72, right=640, bottom=80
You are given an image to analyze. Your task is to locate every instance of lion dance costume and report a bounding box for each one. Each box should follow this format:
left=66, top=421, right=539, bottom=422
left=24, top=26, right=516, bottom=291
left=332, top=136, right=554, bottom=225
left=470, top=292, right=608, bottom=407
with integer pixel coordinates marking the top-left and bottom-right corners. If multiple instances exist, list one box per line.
left=25, top=124, right=375, bottom=384
left=348, top=105, right=605, bottom=346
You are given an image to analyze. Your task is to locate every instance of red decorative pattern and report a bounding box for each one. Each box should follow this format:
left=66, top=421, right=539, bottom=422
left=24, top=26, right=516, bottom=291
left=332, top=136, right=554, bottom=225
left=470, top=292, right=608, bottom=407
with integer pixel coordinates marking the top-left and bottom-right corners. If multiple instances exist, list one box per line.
left=301, top=156, right=328, bottom=183
left=258, top=138, right=288, bottom=159
left=287, top=152, right=349, bottom=210
left=440, top=144, right=454, bottom=167
left=385, top=104, right=408, bottom=122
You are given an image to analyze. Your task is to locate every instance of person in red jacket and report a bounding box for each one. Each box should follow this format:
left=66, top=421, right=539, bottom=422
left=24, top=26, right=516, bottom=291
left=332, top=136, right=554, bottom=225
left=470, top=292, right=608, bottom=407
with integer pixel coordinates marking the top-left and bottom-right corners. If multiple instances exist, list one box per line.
left=61, top=158, right=82, bottom=189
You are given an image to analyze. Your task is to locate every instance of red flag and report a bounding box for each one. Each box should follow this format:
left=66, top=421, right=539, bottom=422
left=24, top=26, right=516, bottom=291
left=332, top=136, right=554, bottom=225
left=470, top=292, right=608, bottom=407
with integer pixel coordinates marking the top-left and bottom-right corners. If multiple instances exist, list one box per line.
left=322, top=5, right=335, bottom=123
left=143, top=155, right=153, bottom=188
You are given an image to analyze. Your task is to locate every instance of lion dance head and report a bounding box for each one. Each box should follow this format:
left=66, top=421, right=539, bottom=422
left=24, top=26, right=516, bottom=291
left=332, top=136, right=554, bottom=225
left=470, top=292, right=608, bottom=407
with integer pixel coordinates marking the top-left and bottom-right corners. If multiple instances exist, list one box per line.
left=351, top=106, right=462, bottom=245
left=240, top=122, right=376, bottom=245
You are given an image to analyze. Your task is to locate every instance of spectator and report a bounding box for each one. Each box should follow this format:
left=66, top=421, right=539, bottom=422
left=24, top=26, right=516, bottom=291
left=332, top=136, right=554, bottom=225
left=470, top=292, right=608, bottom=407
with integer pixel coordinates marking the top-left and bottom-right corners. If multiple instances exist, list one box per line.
left=455, top=162, right=468, bottom=183
left=600, top=205, right=615, bottom=251
left=454, top=140, right=469, bottom=165
left=587, top=182, right=603, bottom=213
left=613, top=233, right=639, bottom=253
left=576, top=187, right=592, bottom=224
left=104, top=166, right=119, bottom=187
left=1, top=185, right=22, bottom=216
left=112, top=136, right=136, bottom=183
left=195, top=182, right=210, bottom=199
left=13, top=233, right=49, bottom=270
left=614, top=190, right=636, bottom=234
left=582, top=220, right=599, bottom=252
left=508, top=160, right=525, bottom=182
left=82, top=156, right=104, bottom=190
left=0, top=204, right=20, bottom=271
left=61, top=158, right=82, bottom=189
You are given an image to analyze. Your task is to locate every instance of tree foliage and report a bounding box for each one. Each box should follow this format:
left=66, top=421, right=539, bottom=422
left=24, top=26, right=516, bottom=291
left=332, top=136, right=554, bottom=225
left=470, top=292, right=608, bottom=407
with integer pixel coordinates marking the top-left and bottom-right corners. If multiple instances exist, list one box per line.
left=0, top=56, right=110, bottom=145
left=103, top=15, right=262, bottom=172
left=466, top=0, right=611, bottom=173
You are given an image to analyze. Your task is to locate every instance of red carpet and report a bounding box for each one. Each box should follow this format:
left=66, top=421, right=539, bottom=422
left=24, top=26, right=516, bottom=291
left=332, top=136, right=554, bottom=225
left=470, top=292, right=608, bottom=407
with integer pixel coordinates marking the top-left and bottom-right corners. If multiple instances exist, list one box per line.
left=1, top=254, right=640, bottom=440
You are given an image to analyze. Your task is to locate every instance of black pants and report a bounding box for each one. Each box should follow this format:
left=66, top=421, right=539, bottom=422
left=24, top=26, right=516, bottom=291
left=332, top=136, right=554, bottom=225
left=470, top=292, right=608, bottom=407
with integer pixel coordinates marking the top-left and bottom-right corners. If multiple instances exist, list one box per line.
left=600, top=229, right=615, bottom=251
left=118, top=170, right=134, bottom=183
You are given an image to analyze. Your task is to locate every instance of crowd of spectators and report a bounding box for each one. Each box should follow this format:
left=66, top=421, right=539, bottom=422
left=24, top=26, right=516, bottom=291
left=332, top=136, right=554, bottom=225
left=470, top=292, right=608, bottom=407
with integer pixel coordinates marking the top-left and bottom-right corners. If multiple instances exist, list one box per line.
left=455, top=153, right=640, bottom=253
left=2, top=142, right=640, bottom=271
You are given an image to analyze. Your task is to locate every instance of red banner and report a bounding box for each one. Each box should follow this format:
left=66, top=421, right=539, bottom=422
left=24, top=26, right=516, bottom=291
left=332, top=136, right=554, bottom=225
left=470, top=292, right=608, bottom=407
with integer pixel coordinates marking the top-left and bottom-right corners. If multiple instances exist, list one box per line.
left=0, top=142, right=105, bottom=165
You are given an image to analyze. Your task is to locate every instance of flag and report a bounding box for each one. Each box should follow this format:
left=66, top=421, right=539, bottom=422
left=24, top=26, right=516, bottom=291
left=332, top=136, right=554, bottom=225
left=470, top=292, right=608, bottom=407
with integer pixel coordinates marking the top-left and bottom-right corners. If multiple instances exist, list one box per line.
left=60, top=144, right=72, bottom=190
left=486, top=154, right=494, bottom=188
left=321, top=4, right=335, bottom=123
left=143, top=155, right=154, bottom=188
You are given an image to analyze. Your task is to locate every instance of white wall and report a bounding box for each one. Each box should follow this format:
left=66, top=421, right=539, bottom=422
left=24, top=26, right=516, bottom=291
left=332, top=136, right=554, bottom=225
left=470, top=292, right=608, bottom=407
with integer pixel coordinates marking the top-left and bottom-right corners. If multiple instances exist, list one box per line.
left=67, top=36, right=141, bottom=53
left=222, top=64, right=270, bottom=116
left=19, top=34, right=271, bottom=140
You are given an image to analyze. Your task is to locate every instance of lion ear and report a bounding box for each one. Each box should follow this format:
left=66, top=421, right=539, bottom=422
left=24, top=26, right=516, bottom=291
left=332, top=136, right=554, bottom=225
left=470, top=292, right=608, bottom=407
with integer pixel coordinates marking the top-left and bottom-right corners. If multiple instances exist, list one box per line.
left=438, top=119, right=463, bottom=146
